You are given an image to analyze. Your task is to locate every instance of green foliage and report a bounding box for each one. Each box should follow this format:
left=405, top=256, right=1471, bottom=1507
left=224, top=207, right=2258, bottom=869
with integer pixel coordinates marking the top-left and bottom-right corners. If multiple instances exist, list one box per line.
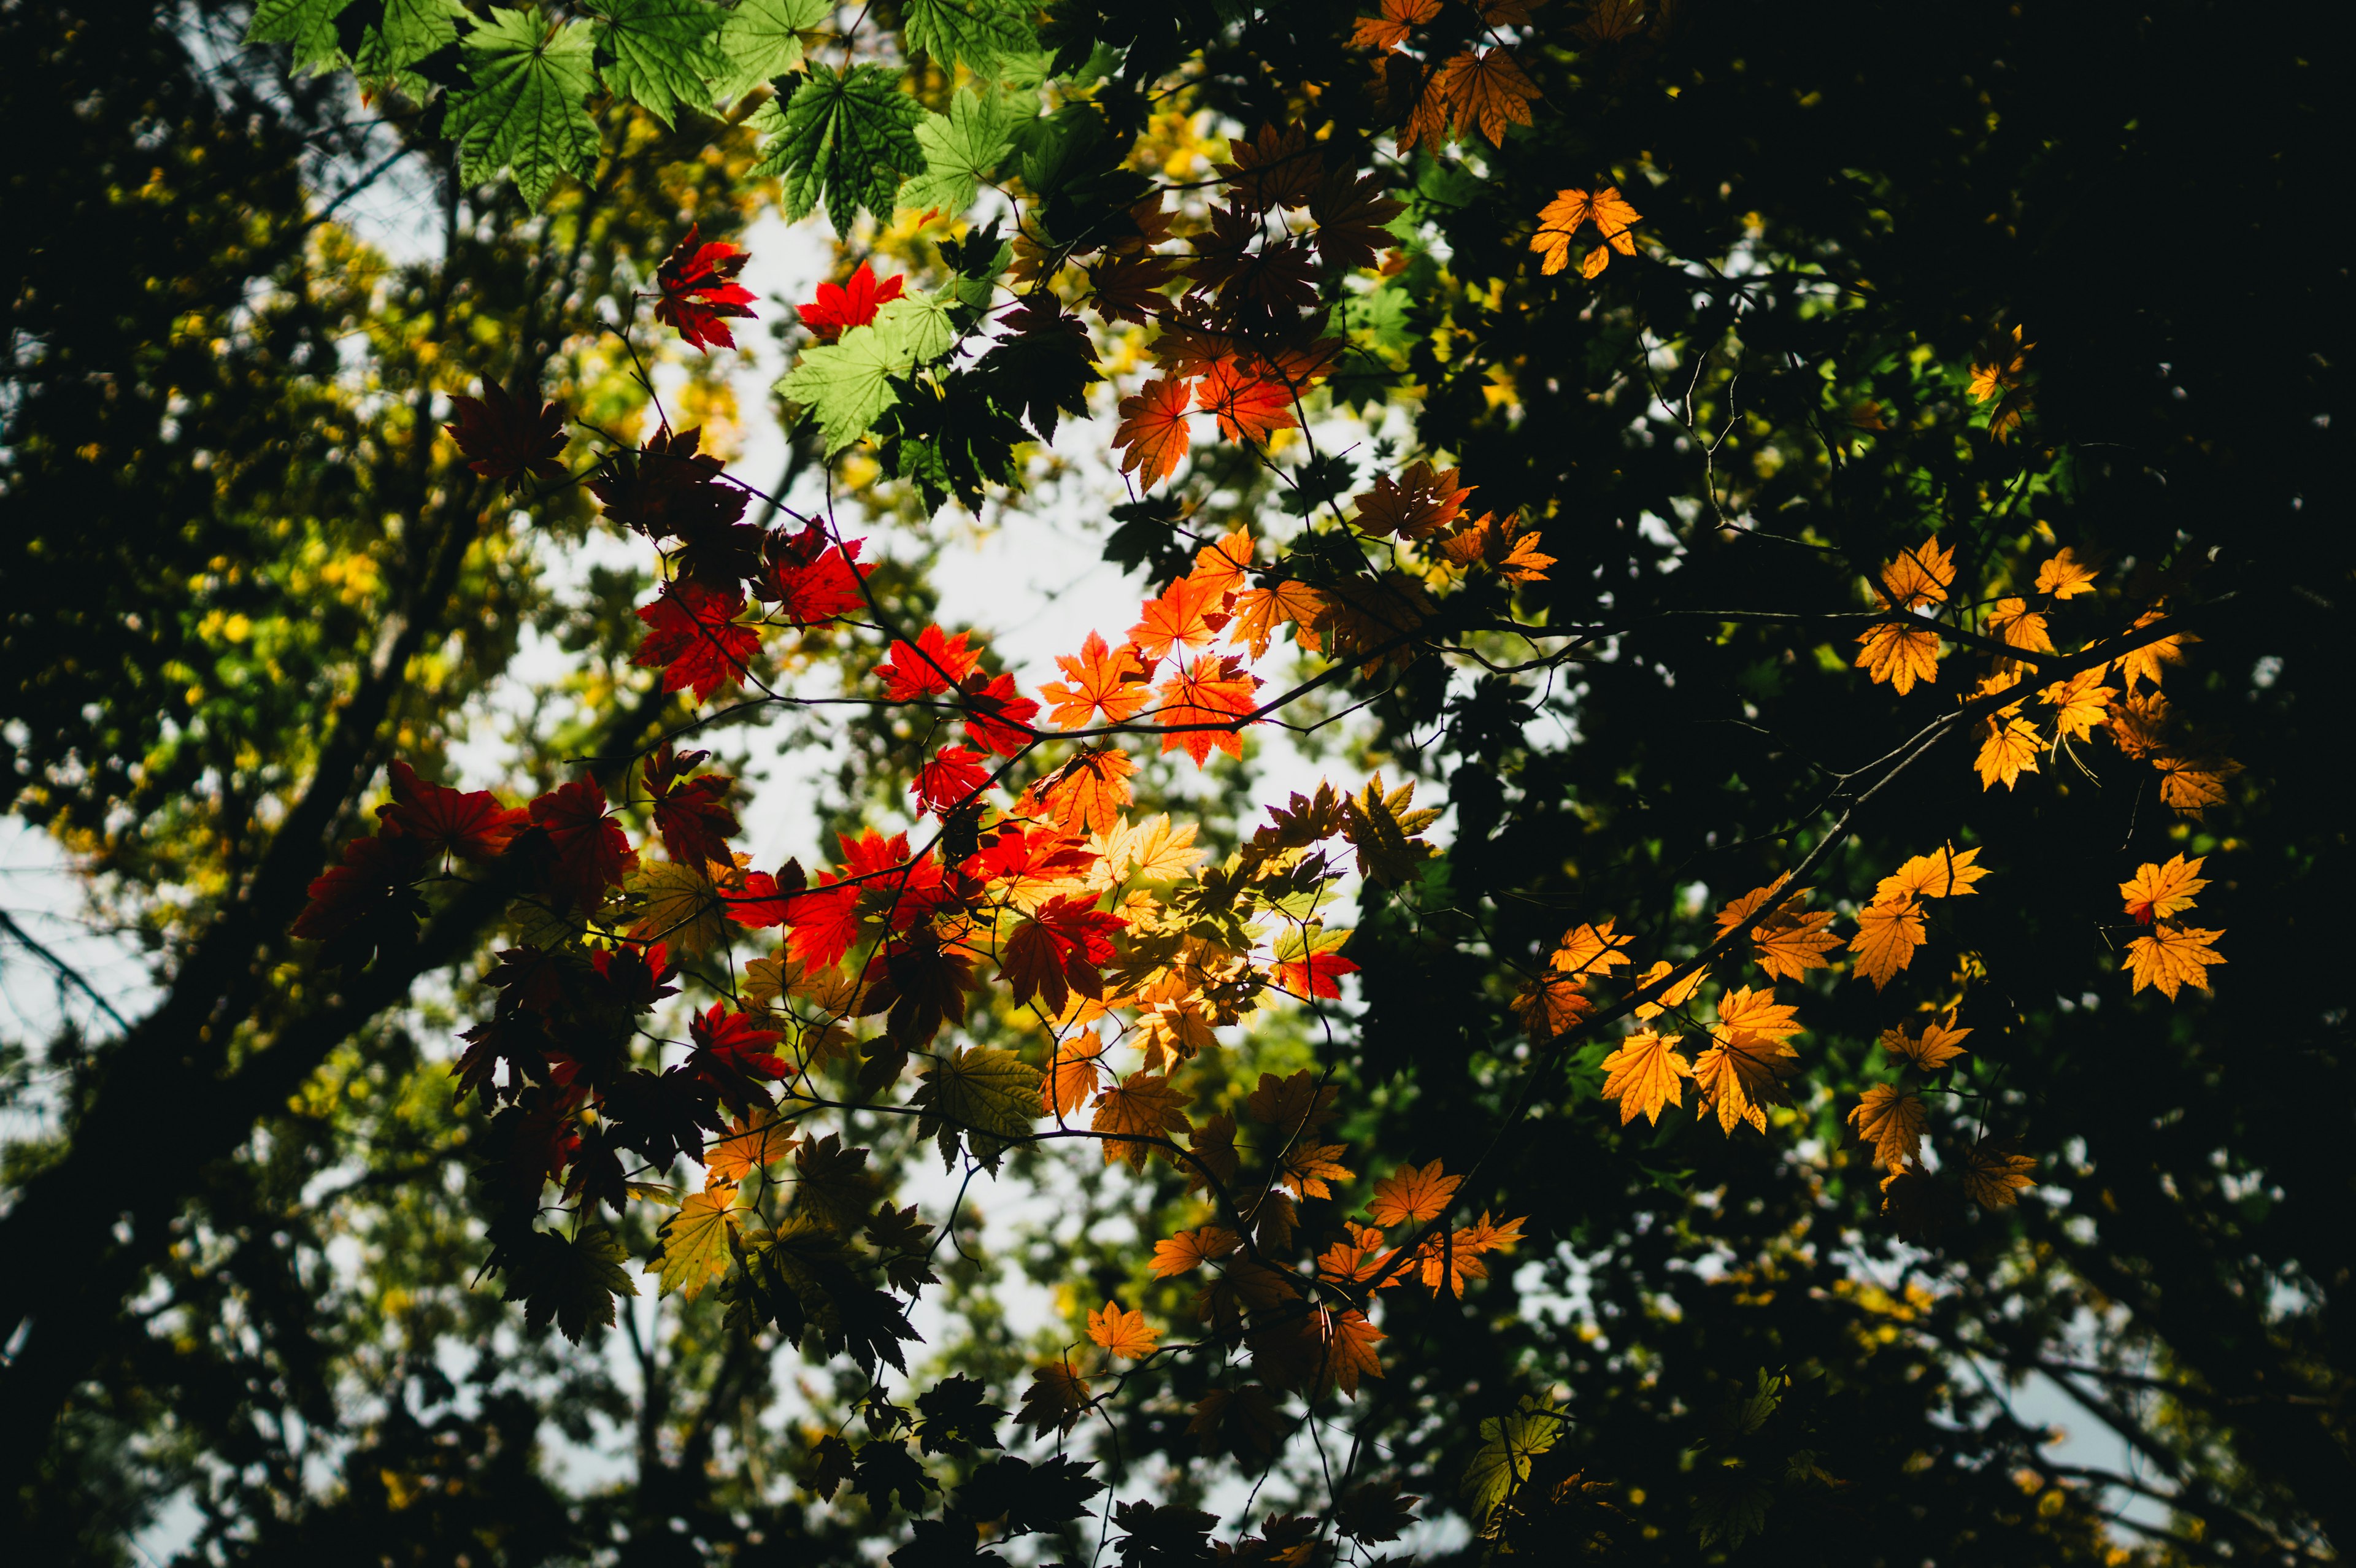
left=752, top=61, right=926, bottom=235
left=590, top=0, right=728, bottom=126
left=912, top=1046, right=1042, bottom=1171
left=445, top=5, right=601, bottom=204
left=901, top=86, right=1015, bottom=220
left=899, top=0, right=1036, bottom=74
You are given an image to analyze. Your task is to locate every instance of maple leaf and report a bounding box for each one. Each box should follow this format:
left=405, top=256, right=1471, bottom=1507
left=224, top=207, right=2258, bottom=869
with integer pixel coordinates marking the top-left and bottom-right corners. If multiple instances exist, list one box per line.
left=1320, top=1223, right=1395, bottom=1285
left=1272, top=951, right=1359, bottom=999
left=528, top=777, right=637, bottom=912
left=760, top=524, right=870, bottom=625
left=648, top=1183, right=741, bottom=1301
left=704, top=1107, right=798, bottom=1184
left=645, top=750, right=739, bottom=867
left=1599, top=1029, right=1693, bottom=1126
left=290, top=831, right=428, bottom=951
left=1320, top=1307, right=1387, bottom=1397
left=1354, top=460, right=1472, bottom=540
left=1084, top=1290, right=1159, bottom=1356
left=2034, top=546, right=2101, bottom=599
left=1042, top=1036, right=1105, bottom=1120
left=1228, top=580, right=1327, bottom=658
left=1712, top=879, right=1798, bottom=939
left=1854, top=620, right=1942, bottom=695
left=1433, top=47, right=1539, bottom=145
left=1112, top=376, right=1194, bottom=489
left=961, top=671, right=1039, bottom=756
left=2037, top=667, right=2117, bottom=742
left=1039, top=746, right=1137, bottom=836
left=1153, top=1226, right=1241, bottom=1280
left=1195, top=358, right=1299, bottom=445
left=1530, top=186, right=1641, bottom=278
left=1040, top=631, right=1149, bottom=731
left=795, top=261, right=905, bottom=342
left=1092, top=1071, right=1192, bottom=1169
left=1352, top=0, right=1441, bottom=49
left=1551, top=919, right=1634, bottom=980
left=1712, top=985, right=1804, bottom=1047
left=445, top=379, right=569, bottom=493
left=1439, top=512, right=1556, bottom=582
left=1882, top=1018, right=1972, bottom=1070
left=689, top=1001, right=791, bottom=1083
left=1754, top=904, right=1845, bottom=982
left=1878, top=536, right=1958, bottom=610
left=1961, top=1142, right=2038, bottom=1208
left=1311, top=170, right=1407, bottom=273
left=1876, top=844, right=1990, bottom=904
left=877, top=623, right=983, bottom=700
left=2123, top=923, right=2225, bottom=999
left=1366, top=1158, right=1461, bottom=1226
left=1849, top=1085, right=1926, bottom=1173
left=1090, top=250, right=1180, bottom=324
left=1130, top=575, right=1222, bottom=661
left=1988, top=596, right=2056, bottom=657
left=1968, top=324, right=2033, bottom=402
left=1975, top=712, right=2044, bottom=791
left=1631, top=958, right=1705, bottom=1021
left=1340, top=772, right=1441, bottom=886
left=1000, top=894, right=1125, bottom=1017
left=1852, top=897, right=1927, bottom=990
left=1215, top=121, right=1322, bottom=212
left=1187, top=527, right=1257, bottom=602
left=377, top=759, right=526, bottom=863
left=2120, top=853, right=2208, bottom=924
left=1693, top=1031, right=1798, bottom=1134
left=912, top=744, right=991, bottom=817
left=633, top=582, right=759, bottom=702
left=1154, top=656, right=1260, bottom=766
left=653, top=223, right=756, bottom=352
left=1017, top=1358, right=1092, bottom=1437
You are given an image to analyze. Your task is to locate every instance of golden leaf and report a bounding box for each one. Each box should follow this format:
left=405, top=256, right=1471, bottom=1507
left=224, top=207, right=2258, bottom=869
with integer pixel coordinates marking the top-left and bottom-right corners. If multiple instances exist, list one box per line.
left=1631, top=958, right=1704, bottom=1020
left=1874, top=844, right=1989, bottom=904
left=1693, top=1030, right=1798, bottom=1134
left=2037, top=668, right=2116, bottom=743
left=2122, top=923, right=2225, bottom=1000
left=1851, top=899, right=1927, bottom=991
left=1961, top=1142, right=2038, bottom=1208
left=2118, top=853, right=2206, bottom=924
left=704, top=1107, right=798, bottom=1184
left=648, top=1184, right=742, bottom=1301
left=1974, top=713, right=2042, bottom=791
left=1599, top=1029, right=1693, bottom=1126
left=1091, top=1071, right=1193, bottom=1167
left=1367, top=1158, right=1461, bottom=1226
left=1087, top=1299, right=1161, bottom=1359
left=2033, top=547, right=2100, bottom=599
left=1854, top=620, right=1942, bottom=695
left=1880, top=1018, right=1971, bottom=1070
left=1848, top=1085, right=1925, bottom=1174
left=1712, top=985, right=1803, bottom=1045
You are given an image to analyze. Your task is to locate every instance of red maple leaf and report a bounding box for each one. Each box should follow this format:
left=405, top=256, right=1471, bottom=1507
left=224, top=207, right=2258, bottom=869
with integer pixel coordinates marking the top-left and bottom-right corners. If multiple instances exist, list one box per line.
left=783, top=878, right=860, bottom=969
left=654, top=224, right=758, bottom=352
left=795, top=263, right=904, bottom=342
left=1112, top=377, right=1194, bottom=489
left=962, top=671, right=1040, bottom=756
left=290, top=831, right=428, bottom=943
left=1196, top=358, right=1299, bottom=445
left=589, top=942, right=677, bottom=1013
left=687, top=1002, right=790, bottom=1115
left=877, top=624, right=982, bottom=700
left=377, top=759, right=526, bottom=863
left=725, top=863, right=801, bottom=929
left=1272, top=951, right=1360, bottom=999
left=913, top=745, right=991, bottom=817
left=644, top=748, right=739, bottom=867
left=760, top=525, right=869, bottom=625
left=967, top=823, right=1097, bottom=886
left=1155, top=655, right=1261, bottom=766
left=632, top=582, right=760, bottom=702
left=445, top=380, right=569, bottom=493
left=1001, top=894, right=1128, bottom=1017
left=528, top=777, right=637, bottom=912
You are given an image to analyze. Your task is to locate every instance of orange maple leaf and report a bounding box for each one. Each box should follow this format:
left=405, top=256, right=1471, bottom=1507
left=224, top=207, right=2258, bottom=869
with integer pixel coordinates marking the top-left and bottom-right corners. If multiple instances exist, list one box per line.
left=1551, top=917, right=1635, bottom=980
left=1851, top=897, right=1927, bottom=991
left=1693, top=1031, right=1798, bottom=1134
left=1630, top=958, right=1704, bottom=1021
left=1320, top=1307, right=1386, bottom=1396
left=2038, top=668, right=2116, bottom=743
left=1855, top=620, right=1942, bottom=695
left=1530, top=185, right=1641, bottom=277
left=1196, top=358, right=1298, bottom=444
left=1754, top=904, right=1845, bottom=982
left=1130, top=576, right=1222, bottom=661
left=2119, top=853, right=2207, bottom=925
left=1087, top=1299, right=1161, bottom=1359
left=1042, top=1036, right=1104, bottom=1119
left=1366, top=1158, right=1461, bottom=1226
left=1961, top=1142, right=2038, bottom=1208
left=1037, top=745, right=1136, bottom=836
left=1599, top=1029, right=1693, bottom=1125
left=1877, top=536, right=1957, bottom=610
left=1017, top=1358, right=1091, bottom=1437
left=1113, top=376, right=1194, bottom=488
left=1712, top=879, right=1798, bottom=939
left=1433, top=48, right=1540, bottom=145
left=1353, top=460, right=1473, bottom=539
left=1874, top=844, right=1990, bottom=904
left=2033, top=546, right=2101, bottom=600
left=1975, top=710, right=2043, bottom=791
left=1155, top=656, right=1260, bottom=766
left=2123, top=923, right=2225, bottom=1000
left=1849, top=1084, right=1925, bottom=1173
left=1151, top=1226, right=1239, bottom=1278
left=1439, top=512, right=1557, bottom=582
left=1228, top=580, right=1326, bottom=658
left=2114, top=607, right=2198, bottom=690
left=1987, top=596, right=2055, bottom=656
left=1042, top=631, right=1150, bottom=729
left=1454, top=1210, right=1526, bottom=1256
left=1091, top=1070, right=1193, bottom=1167
left=2155, top=753, right=2240, bottom=818
left=1712, top=985, right=1803, bottom=1046
left=703, top=1106, right=798, bottom=1183
left=1188, top=527, right=1257, bottom=602
left=1352, top=0, right=1441, bottom=50
left=1880, top=1018, right=1971, bottom=1070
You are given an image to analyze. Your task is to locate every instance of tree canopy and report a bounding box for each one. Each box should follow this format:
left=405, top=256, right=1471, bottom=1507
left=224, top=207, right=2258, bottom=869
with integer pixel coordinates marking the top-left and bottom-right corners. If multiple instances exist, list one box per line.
left=2, top=1, right=2346, bottom=1564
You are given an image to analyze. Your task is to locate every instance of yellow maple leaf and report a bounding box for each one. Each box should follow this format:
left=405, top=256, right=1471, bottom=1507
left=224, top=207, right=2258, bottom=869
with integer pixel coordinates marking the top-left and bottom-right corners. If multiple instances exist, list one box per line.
left=2114, top=608, right=2197, bottom=690
left=1854, top=620, right=1942, bottom=695
left=1599, top=1029, right=1693, bottom=1125
left=1879, top=1018, right=1971, bottom=1070
left=649, top=1185, right=742, bottom=1301
left=1712, top=878, right=1798, bottom=940
left=1693, top=1031, right=1798, bottom=1134
left=1961, top=1142, right=2038, bottom=1209
left=2123, top=923, right=2225, bottom=999
left=1550, top=917, right=1636, bottom=978
left=629, top=861, right=730, bottom=955
left=2119, top=853, right=2207, bottom=924
left=1987, top=596, right=2055, bottom=655
left=1849, top=1085, right=1925, bottom=1173
left=1974, top=712, right=2042, bottom=791
left=1878, top=536, right=1957, bottom=611
left=1712, top=985, right=1803, bottom=1045
left=704, top=1107, right=798, bottom=1184
left=2038, top=667, right=2116, bottom=743
left=1087, top=1299, right=1161, bottom=1359
left=1630, top=958, right=1704, bottom=1020
left=2033, top=546, right=2100, bottom=599
left=2156, top=753, right=2240, bottom=818
left=1754, top=905, right=1844, bottom=981
left=1874, top=844, right=1990, bottom=904
left=1851, top=898, right=1927, bottom=991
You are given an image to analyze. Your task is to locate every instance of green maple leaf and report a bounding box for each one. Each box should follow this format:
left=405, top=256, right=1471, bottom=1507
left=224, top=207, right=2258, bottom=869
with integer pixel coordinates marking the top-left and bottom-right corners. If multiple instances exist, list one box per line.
left=245, top=0, right=355, bottom=74
left=1464, top=1397, right=1565, bottom=1519
left=592, top=0, right=728, bottom=126
left=445, top=5, right=601, bottom=205
left=353, top=0, right=467, bottom=97
left=912, top=1045, right=1041, bottom=1170
left=750, top=61, right=925, bottom=235
left=779, top=290, right=952, bottom=454
left=899, top=86, right=1015, bottom=220
left=507, top=1224, right=639, bottom=1343
left=900, top=0, right=1036, bottom=73
left=1339, top=772, right=1441, bottom=887
left=710, top=0, right=828, bottom=101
